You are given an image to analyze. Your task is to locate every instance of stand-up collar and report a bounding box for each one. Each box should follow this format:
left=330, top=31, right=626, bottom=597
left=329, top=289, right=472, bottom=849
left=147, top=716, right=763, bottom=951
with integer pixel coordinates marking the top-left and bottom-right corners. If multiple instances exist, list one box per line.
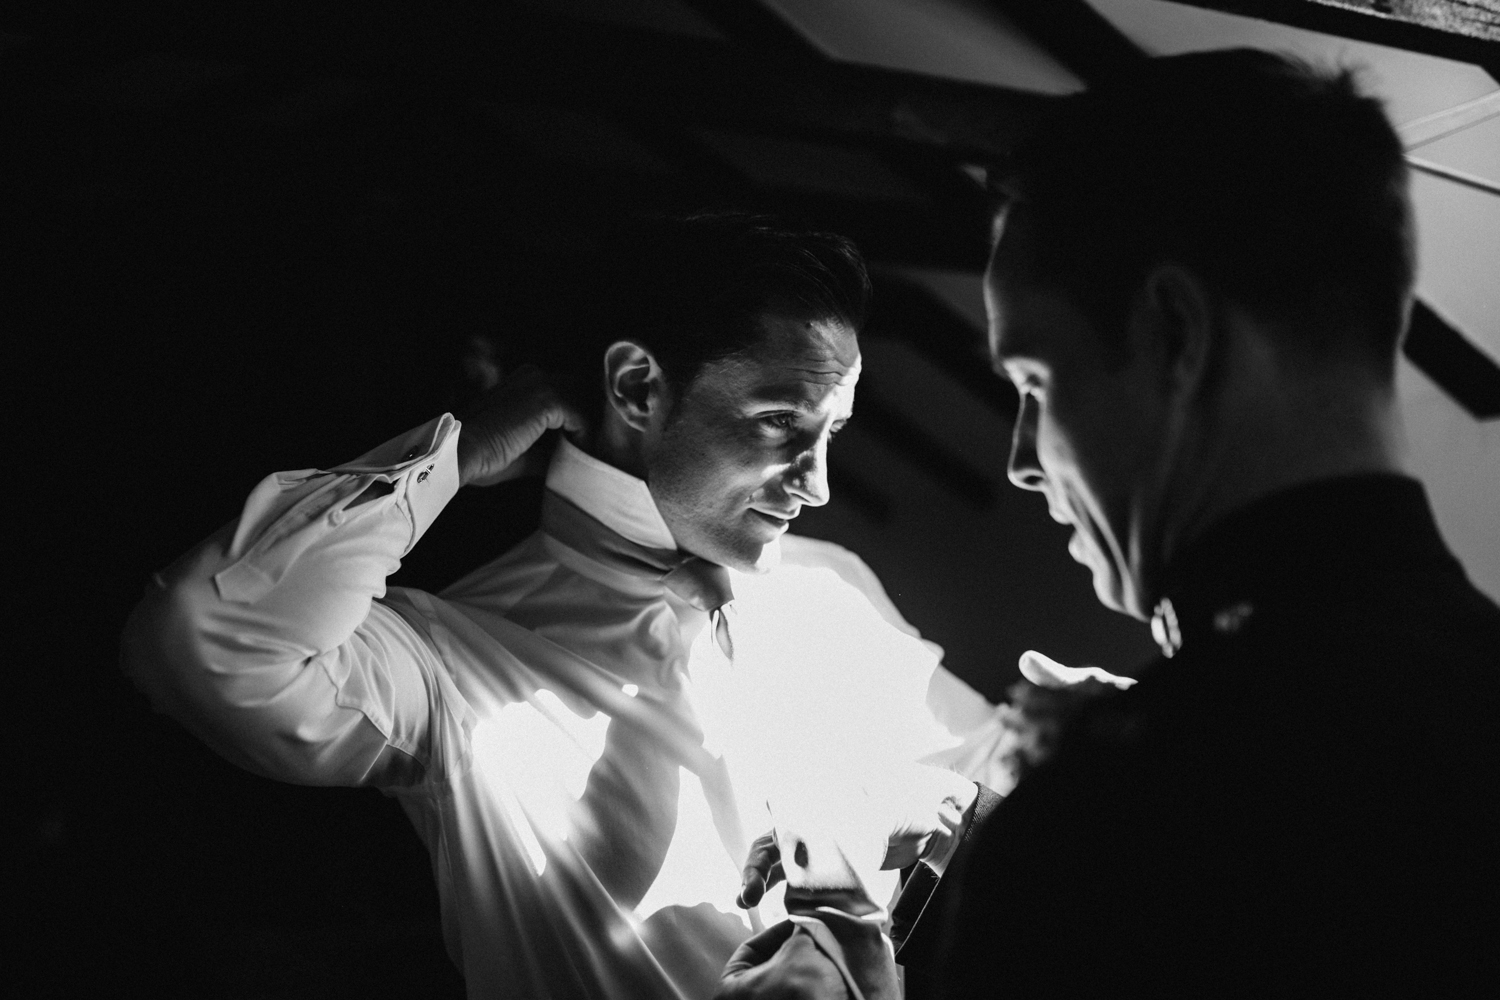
left=545, top=437, right=677, bottom=551
left=1148, top=473, right=1459, bottom=658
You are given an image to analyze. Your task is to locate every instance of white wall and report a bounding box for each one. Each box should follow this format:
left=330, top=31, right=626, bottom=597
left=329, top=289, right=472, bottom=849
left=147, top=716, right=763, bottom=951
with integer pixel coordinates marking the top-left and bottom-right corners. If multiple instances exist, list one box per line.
left=1398, top=358, right=1500, bottom=601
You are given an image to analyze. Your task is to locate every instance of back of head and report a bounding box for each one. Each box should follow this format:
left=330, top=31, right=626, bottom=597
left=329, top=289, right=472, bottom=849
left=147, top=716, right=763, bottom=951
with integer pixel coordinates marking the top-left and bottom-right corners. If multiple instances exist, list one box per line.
left=1005, top=48, right=1415, bottom=376
left=530, top=212, right=871, bottom=426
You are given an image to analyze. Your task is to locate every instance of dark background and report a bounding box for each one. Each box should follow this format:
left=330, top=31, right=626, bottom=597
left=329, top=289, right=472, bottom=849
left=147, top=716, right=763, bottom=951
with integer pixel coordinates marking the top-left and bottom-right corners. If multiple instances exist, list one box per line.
left=6, top=3, right=1156, bottom=996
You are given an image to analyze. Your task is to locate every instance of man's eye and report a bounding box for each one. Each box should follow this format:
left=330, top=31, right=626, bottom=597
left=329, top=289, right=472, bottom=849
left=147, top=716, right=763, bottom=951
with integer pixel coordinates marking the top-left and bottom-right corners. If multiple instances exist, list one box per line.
left=759, top=413, right=797, bottom=433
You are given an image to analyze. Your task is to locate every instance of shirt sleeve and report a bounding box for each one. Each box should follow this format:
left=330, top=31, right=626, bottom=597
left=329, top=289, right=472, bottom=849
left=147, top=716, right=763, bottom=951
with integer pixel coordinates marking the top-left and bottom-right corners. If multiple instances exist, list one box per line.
left=120, top=415, right=465, bottom=788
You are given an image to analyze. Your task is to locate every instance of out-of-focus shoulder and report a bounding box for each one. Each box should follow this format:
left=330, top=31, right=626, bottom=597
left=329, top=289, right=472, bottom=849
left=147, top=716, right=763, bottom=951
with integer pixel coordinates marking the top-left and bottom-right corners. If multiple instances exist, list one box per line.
left=778, top=534, right=919, bottom=640
left=778, top=534, right=878, bottom=588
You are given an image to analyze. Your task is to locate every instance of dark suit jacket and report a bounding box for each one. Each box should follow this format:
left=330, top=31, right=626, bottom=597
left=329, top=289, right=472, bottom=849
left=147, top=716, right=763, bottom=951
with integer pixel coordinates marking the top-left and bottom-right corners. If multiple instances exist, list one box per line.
left=895, top=475, right=1500, bottom=998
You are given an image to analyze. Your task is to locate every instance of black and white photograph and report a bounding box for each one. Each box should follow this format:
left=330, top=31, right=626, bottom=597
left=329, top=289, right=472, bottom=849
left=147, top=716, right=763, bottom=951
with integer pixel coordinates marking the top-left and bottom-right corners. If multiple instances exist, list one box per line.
left=9, top=2, right=1500, bottom=997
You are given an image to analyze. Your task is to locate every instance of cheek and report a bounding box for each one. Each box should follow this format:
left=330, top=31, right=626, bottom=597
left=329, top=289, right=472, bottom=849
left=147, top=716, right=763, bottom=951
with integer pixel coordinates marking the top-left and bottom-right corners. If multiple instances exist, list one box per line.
left=652, top=428, right=766, bottom=512
left=1035, top=400, right=1127, bottom=512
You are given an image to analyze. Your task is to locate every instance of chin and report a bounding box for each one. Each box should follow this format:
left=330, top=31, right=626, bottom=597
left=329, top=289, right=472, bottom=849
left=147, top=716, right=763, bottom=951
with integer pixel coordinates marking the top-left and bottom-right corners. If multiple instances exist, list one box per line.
left=684, top=533, right=777, bottom=573
left=1091, top=574, right=1131, bottom=616
left=746, top=539, right=782, bottom=573
left=1083, top=549, right=1132, bottom=617
left=716, top=541, right=779, bottom=574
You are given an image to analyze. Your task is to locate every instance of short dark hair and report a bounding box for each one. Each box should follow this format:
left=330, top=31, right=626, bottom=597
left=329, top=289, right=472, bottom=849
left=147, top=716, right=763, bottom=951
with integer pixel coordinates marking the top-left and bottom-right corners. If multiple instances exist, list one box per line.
left=1001, top=49, right=1415, bottom=374
left=547, top=212, right=871, bottom=424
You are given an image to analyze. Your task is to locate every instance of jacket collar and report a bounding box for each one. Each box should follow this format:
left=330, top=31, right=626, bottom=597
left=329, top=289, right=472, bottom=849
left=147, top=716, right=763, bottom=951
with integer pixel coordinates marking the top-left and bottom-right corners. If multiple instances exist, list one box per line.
left=1149, top=473, right=1457, bottom=658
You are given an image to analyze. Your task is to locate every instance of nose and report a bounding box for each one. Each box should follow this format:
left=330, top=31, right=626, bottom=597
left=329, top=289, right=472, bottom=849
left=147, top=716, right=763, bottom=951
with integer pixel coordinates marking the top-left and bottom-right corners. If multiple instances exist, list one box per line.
left=783, top=438, right=831, bottom=507
left=1007, top=393, right=1046, bottom=492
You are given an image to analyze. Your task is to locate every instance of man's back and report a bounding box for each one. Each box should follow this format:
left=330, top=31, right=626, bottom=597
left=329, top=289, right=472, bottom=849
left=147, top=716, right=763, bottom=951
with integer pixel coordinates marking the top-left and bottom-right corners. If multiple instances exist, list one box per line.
left=920, top=476, right=1500, bottom=997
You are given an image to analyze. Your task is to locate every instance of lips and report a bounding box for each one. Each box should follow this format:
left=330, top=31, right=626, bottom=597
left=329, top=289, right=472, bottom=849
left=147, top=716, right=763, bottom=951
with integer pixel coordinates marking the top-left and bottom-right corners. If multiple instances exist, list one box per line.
left=749, top=509, right=796, bottom=533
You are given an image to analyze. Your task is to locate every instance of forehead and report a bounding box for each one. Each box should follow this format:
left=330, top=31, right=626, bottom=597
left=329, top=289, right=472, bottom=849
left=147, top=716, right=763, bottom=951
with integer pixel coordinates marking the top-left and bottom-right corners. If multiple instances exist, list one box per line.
left=984, top=211, right=1104, bottom=373
left=694, top=314, right=861, bottom=405
left=985, top=211, right=1045, bottom=359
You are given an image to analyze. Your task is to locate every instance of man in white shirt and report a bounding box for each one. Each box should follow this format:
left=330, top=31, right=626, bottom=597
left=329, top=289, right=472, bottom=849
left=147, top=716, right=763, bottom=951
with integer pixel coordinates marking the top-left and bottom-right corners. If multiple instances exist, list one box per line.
left=122, top=215, right=1004, bottom=999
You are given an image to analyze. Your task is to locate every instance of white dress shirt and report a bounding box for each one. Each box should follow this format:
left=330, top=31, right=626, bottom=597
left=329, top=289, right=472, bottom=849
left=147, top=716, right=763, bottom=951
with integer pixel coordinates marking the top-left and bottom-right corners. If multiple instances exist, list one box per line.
left=122, top=416, right=1008, bottom=999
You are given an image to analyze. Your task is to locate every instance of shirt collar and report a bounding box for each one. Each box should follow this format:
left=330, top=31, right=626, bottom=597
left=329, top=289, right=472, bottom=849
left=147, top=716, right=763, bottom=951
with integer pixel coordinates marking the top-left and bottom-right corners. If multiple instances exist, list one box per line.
left=545, top=437, right=677, bottom=551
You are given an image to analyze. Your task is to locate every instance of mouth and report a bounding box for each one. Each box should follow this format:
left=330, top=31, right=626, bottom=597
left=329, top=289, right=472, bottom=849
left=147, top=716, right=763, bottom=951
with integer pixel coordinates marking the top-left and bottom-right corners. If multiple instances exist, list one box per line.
left=749, top=509, right=796, bottom=534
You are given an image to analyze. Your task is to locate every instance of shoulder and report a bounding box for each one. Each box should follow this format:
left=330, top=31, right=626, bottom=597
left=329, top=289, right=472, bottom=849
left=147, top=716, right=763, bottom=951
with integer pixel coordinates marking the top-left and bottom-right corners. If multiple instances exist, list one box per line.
left=778, top=533, right=878, bottom=586
left=778, top=534, right=921, bottom=640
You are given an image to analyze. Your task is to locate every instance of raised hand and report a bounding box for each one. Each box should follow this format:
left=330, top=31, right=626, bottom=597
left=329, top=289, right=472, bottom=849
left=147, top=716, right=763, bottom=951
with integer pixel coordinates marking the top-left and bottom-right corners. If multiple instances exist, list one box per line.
left=456, top=364, right=585, bottom=487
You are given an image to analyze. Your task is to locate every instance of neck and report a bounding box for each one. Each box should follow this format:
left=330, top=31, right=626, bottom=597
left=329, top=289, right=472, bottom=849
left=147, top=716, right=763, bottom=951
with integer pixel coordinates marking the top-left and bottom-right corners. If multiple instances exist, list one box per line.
left=585, top=418, right=649, bottom=481
left=1149, top=354, right=1403, bottom=602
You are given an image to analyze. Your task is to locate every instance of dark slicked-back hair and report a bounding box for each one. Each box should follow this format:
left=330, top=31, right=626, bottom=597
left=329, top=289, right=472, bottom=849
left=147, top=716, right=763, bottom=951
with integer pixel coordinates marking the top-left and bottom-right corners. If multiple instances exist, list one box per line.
left=538, top=212, right=870, bottom=425
left=1002, top=48, right=1415, bottom=375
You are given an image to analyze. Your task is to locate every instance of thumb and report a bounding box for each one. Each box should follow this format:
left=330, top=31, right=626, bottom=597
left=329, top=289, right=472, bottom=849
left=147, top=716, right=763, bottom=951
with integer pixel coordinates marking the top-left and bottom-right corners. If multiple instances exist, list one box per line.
left=1019, top=650, right=1136, bottom=690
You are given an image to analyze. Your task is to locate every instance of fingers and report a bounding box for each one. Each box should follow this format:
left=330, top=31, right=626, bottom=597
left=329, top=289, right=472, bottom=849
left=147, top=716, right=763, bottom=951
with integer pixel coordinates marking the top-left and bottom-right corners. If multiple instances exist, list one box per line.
left=739, top=860, right=784, bottom=909
left=721, top=918, right=800, bottom=977
left=495, top=365, right=584, bottom=439
left=456, top=364, right=588, bottom=487
left=1017, top=649, right=1073, bottom=688
left=739, top=831, right=785, bottom=909
left=799, top=911, right=901, bottom=999
left=508, top=364, right=585, bottom=436
left=1019, top=649, right=1136, bottom=690
left=716, top=924, right=848, bottom=1000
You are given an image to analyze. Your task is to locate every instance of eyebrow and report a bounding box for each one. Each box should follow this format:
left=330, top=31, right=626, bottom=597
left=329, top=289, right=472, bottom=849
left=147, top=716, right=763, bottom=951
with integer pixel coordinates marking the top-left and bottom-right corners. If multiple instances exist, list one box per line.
left=746, top=388, right=856, bottom=426
left=747, top=386, right=817, bottom=409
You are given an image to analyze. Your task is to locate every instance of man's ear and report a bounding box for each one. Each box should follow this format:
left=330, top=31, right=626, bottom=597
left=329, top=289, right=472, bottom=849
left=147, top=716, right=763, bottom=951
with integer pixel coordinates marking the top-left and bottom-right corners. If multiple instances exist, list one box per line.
left=1129, top=263, right=1216, bottom=399
left=602, top=340, right=669, bottom=432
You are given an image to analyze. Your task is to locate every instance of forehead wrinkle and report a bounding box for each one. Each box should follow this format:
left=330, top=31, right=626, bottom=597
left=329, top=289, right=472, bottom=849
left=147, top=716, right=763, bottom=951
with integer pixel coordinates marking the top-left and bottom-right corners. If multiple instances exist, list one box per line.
left=781, top=363, right=858, bottom=384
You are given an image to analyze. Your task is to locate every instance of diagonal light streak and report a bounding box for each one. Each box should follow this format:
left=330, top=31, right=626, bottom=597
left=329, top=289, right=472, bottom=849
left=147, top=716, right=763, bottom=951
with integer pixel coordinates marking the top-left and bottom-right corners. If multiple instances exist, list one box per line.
left=1406, top=154, right=1500, bottom=196
left=1399, top=88, right=1500, bottom=150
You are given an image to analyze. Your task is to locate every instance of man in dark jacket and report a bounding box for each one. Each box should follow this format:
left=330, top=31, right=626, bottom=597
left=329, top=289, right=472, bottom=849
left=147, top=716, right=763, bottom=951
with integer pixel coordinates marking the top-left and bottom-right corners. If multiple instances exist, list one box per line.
left=721, top=49, right=1499, bottom=999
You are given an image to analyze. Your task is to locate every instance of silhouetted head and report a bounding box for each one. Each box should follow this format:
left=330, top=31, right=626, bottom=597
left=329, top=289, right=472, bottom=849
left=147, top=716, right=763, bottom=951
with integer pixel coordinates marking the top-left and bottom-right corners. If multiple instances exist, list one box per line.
left=987, top=49, right=1414, bottom=616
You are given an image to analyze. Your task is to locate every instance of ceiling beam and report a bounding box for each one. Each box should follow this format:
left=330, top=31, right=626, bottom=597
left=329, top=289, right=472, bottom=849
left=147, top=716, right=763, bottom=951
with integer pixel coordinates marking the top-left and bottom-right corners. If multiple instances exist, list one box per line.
left=866, top=275, right=1020, bottom=420
left=1406, top=155, right=1500, bottom=196
left=311, top=8, right=1050, bottom=160
left=1406, top=300, right=1500, bottom=418
left=1165, top=1, right=1500, bottom=71
left=851, top=394, right=1002, bottom=508
left=675, top=0, right=830, bottom=61
left=984, top=0, right=1148, bottom=83
left=14, top=3, right=1496, bottom=421
left=1398, top=88, right=1500, bottom=149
